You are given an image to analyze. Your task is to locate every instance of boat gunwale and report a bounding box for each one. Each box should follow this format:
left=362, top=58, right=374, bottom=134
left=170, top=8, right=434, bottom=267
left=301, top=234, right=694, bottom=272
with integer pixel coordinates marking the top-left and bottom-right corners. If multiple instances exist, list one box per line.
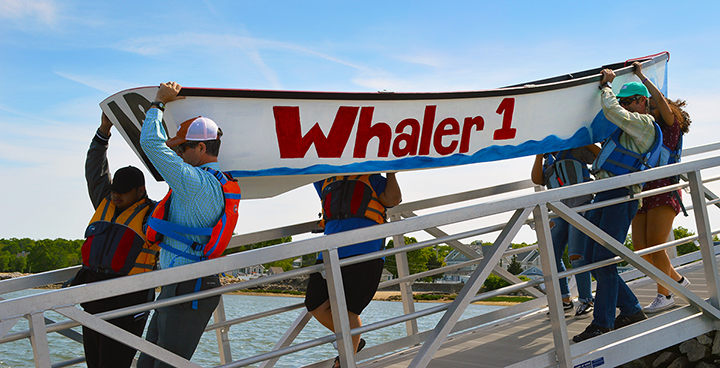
left=103, top=53, right=668, bottom=103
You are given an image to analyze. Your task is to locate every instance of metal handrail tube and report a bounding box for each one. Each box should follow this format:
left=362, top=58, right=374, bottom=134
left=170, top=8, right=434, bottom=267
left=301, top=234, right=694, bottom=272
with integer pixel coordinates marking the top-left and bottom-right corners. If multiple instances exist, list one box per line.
left=213, top=233, right=720, bottom=363
left=0, top=218, right=525, bottom=343
left=388, top=179, right=536, bottom=215
left=0, top=266, right=80, bottom=294
left=3, top=146, right=720, bottom=367
left=206, top=302, right=305, bottom=332
left=2, top=156, right=717, bottom=320
left=381, top=257, right=487, bottom=287
left=0, top=264, right=324, bottom=343
left=220, top=143, right=720, bottom=253
left=218, top=333, right=337, bottom=368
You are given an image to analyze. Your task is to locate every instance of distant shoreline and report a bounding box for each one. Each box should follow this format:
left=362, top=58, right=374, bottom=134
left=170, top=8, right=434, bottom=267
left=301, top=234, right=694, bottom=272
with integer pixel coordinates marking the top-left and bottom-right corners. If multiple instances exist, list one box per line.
left=1, top=272, right=525, bottom=306
left=229, top=290, right=524, bottom=306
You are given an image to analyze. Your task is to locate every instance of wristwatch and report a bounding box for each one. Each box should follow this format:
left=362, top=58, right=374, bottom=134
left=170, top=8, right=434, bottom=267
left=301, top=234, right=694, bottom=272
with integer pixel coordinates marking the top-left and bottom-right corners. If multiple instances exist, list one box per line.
left=150, top=101, right=166, bottom=111
left=598, top=82, right=612, bottom=90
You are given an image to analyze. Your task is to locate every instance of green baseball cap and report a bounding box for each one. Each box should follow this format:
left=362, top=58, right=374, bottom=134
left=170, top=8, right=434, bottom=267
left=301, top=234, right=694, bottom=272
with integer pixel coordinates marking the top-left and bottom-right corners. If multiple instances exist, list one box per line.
left=617, top=81, right=650, bottom=98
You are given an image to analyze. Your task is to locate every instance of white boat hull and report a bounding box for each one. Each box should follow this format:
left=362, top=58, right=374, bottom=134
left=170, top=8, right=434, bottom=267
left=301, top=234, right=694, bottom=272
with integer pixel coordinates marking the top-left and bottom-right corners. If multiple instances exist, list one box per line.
left=100, top=53, right=669, bottom=199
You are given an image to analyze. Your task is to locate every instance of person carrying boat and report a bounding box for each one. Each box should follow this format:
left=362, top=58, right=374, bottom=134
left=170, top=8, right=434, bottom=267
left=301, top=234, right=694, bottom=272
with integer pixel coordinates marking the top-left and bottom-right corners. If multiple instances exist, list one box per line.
left=531, top=144, right=599, bottom=319
left=70, top=113, right=158, bottom=368
left=572, top=69, right=662, bottom=342
left=629, top=62, right=692, bottom=314
left=305, top=173, right=401, bottom=368
left=137, top=82, right=237, bottom=368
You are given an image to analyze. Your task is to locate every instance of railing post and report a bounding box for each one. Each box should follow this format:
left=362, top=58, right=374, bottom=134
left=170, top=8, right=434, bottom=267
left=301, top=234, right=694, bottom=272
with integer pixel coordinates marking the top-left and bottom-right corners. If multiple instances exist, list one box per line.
left=213, top=296, right=233, bottom=364
left=533, top=204, right=572, bottom=368
left=27, top=312, right=51, bottom=368
left=323, top=248, right=356, bottom=368
left=390, top=214, right=419, bottom=336
left=688, top=170, right=720, bottom=308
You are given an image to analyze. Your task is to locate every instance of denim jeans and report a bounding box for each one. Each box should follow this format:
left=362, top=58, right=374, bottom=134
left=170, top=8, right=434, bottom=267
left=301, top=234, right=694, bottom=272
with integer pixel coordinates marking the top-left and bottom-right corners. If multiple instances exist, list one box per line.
left=550, top=215, right=594, bottom=303
left=582, top=188, right=642, bottom=329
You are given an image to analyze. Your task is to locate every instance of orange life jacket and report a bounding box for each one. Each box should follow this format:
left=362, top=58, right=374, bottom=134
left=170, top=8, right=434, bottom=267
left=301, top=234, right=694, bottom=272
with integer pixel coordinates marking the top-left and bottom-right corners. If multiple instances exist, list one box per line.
left=146, top=168, right=241, bottom=261
left=319, top=175, right=386, bottom=228
left=82, top=197, right=158, bottom=275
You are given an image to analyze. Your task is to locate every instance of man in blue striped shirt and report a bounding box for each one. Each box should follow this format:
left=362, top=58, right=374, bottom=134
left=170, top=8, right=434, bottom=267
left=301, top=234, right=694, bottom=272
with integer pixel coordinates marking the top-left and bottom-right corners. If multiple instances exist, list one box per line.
left=137, top=81, right=225, bottom=368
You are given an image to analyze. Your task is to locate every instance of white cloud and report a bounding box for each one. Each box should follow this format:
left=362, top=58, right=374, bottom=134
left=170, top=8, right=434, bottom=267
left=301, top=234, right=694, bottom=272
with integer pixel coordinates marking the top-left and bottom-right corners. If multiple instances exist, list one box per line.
left=0, top=0, right=57, bottom=24
left=53, top=71, right=136, bottom=95
left=115, top=32, right=376, bottom=89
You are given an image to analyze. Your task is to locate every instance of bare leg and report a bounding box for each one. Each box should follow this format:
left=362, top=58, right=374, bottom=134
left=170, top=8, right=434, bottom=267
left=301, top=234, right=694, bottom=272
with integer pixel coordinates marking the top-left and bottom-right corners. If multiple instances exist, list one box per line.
left=632, top=206, right=681, bottom=296
left=309, top=301, right=362, bottom=366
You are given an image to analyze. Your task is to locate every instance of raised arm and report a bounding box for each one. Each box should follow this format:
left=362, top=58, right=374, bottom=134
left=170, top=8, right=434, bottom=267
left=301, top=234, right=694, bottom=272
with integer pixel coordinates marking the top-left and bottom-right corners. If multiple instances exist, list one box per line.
left=379, top=173, right=402, bottom=207
left=85, top=113, right=114, bottom=208
left=531, top=154, right=545, bottom=185
left=633, top=61, right=673, bottom=126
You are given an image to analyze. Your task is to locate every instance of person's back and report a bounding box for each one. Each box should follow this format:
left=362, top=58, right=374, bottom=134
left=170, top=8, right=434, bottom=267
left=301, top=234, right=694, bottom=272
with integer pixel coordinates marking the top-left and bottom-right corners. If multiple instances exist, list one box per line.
left=306, top=173, right=401, bottom=367
left=531, top=146, right=599, bottom=320
left=137, top=82, right=237, bottom=368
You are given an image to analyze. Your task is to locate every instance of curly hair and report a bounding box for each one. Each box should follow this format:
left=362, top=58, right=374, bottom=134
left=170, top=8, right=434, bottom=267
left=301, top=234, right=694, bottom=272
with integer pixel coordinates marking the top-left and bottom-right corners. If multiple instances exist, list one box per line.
left=667, top=98, right=691, bottom=134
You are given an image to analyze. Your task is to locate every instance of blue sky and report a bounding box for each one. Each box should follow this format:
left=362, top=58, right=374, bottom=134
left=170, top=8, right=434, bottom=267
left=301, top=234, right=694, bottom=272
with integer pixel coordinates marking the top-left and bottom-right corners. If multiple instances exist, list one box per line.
left=2, top=1, right=720, bottom=242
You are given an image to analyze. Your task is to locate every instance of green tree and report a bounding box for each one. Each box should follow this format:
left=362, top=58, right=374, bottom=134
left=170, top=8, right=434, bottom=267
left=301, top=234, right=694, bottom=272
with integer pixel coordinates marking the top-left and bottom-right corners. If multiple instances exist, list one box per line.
left=674, top=227, right=698, bottom=256
left=264, top=258, right=294, bottom=272
left=507, top=255, right=523, bottom=275
left=385, top=237, right=435, bottom=279
left=482, top=273, right=510, bottom=291
left=8, top=256, right=26, bottom=273
left=425, top=250, right=446, bottom=282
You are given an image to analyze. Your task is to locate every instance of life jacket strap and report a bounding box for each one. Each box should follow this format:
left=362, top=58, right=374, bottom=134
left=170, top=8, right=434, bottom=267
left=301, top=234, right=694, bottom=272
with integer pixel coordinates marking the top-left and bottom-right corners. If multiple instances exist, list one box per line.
left=147, top=217, right=213, bottom=248
left=156, top=242, right=207, bottom=263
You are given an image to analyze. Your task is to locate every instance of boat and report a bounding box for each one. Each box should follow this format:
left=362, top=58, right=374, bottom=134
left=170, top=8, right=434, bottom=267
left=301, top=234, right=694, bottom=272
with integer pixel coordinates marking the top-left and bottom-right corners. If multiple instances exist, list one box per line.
left=100, top=52, right=669, bottom=199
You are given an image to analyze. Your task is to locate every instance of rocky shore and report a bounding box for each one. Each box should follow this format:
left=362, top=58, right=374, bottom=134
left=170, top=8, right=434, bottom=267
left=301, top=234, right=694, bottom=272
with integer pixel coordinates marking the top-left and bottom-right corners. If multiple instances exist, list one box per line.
left=620, top=332, right=720, bottom=368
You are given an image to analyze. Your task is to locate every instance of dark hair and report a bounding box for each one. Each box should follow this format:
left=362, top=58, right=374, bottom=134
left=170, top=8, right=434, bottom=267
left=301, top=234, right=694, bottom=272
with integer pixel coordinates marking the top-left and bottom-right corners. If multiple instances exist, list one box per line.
left=667, top=99, right=691, bottom=134
left=203, top=127, right=223, bottom=157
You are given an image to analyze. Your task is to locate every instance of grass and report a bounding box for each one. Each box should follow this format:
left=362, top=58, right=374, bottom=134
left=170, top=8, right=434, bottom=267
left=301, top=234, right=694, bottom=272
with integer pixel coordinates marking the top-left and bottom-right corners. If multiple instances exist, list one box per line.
left=240, top=289, right=305, bottom=296
left=482, top=295, right=534, bottom=303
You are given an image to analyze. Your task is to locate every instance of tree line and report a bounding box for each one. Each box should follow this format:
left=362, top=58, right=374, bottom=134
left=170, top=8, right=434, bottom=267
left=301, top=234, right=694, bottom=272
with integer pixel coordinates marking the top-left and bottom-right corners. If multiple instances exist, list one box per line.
left=0, top=238, right=83, bottom=273
left=0, top=226, right=703, bottom=275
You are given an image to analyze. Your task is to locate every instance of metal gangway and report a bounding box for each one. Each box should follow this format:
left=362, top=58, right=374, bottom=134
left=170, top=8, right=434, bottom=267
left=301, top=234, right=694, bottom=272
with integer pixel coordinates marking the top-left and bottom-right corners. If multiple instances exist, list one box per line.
left=3, top=141, right=720, bottom=368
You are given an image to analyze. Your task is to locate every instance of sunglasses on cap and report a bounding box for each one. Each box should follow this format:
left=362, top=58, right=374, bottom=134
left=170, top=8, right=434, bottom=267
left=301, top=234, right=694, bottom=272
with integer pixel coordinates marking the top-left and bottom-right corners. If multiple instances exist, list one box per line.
left=619, top=95, right=642, bottom=107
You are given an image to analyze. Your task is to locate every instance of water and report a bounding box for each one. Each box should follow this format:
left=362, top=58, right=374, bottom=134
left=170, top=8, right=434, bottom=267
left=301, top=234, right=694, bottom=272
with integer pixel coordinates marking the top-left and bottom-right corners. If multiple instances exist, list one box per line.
left=0, top=290, right=503, bottom=367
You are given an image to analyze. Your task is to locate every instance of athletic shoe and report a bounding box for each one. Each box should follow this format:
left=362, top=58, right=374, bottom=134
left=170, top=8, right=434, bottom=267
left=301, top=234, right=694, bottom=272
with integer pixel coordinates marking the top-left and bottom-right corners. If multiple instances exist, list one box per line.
left=546, top=301, right=574, bottom=318
left=333, top=338, right=366, bottom=368
left=678, top=276, right=691, bottom=288
left=574, top=301, right=594, bottom=319
left=614, top=310, right=648, bottom=329
left=572, top=323, right=611, bottom=343
left=643, top=293, right=675, bottom=313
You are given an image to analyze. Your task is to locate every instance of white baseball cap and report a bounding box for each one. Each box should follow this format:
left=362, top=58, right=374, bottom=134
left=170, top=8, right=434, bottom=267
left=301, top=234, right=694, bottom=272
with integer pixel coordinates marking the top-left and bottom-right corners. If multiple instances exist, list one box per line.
left=165, top=116, right=220, bottom=147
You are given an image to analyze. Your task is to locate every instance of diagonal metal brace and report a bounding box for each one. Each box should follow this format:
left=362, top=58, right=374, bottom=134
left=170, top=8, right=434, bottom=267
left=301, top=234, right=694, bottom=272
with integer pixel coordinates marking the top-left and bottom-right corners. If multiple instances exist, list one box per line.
left=548, top=200, right=720, bottom=321
left=55, top=306, right=202, bottom=368
left=408, top=207, right=533, bottom=368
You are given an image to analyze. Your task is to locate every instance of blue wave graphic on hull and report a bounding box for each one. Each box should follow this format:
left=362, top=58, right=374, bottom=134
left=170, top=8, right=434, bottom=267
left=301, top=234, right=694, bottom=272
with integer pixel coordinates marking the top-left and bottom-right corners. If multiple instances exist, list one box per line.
left=229, top=111, right=617, bottom=178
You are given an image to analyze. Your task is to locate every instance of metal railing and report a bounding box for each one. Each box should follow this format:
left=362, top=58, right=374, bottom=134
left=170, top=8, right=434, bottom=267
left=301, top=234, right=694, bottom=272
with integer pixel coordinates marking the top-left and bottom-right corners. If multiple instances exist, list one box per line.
left=2, top=141, right=720, bottom=367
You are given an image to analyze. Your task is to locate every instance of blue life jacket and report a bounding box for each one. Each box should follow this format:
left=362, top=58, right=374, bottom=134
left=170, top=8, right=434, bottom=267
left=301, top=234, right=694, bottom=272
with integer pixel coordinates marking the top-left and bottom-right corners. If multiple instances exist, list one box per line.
left=592, top=123, right=663, bottom=176
left=543, top=150, right=592, bottom=189
left=657, top=132, right=683, bottom=167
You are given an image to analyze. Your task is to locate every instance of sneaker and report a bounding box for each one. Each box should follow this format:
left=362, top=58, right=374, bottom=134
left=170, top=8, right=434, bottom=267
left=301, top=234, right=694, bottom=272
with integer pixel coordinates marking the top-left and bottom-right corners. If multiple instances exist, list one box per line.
left=332, top=338, right=366, bottom=368
left=643, top=293, right=675, bottom=313
left=574, top=301, right=594, bottom=319
left=614, top=310, right=648, bottom=329
left=546, top=301, right=574, bottom=318
left=572, top=323, right=611, bottom=343
left=678, top=276, right=691, bottom=288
